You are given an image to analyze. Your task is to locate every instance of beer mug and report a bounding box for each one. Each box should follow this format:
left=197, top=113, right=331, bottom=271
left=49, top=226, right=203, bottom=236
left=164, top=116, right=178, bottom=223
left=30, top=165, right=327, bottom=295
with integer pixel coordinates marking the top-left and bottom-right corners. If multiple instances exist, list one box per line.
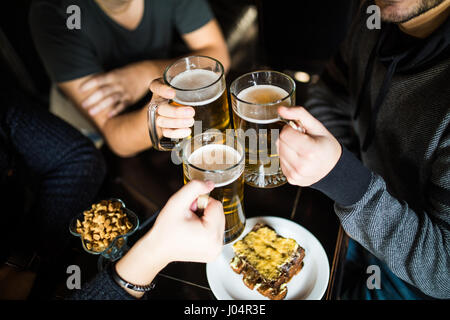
left=181, top=131, right=245, bottom=244
left=230, top=71, right=296, bottom=188
left=148, top=56, right=230, bottom=151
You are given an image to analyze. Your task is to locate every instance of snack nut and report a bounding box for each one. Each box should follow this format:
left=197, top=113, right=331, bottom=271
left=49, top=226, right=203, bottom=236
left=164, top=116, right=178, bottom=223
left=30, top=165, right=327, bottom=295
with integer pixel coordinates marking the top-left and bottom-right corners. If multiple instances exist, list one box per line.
left=76, top=200, right=133, bottom=252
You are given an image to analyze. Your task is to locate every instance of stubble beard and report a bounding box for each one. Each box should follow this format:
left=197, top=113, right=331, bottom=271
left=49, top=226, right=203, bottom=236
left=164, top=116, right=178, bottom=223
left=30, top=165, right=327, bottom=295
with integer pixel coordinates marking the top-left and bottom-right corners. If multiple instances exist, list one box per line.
left=376, top=0, right=445, bottom=23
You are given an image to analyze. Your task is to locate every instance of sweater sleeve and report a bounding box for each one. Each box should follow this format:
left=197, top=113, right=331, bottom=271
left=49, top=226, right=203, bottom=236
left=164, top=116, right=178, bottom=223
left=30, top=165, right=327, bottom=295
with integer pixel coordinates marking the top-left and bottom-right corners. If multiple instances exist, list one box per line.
left=311, top=134, right=450, bottom=299
left=68, top=269, right=137, bottom=300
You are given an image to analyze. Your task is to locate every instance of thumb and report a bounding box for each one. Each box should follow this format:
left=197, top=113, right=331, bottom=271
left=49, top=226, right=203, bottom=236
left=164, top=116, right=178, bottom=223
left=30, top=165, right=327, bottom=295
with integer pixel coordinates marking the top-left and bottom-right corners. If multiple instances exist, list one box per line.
left=169, top=180, right=215, bottom=211
left=149, top=77, right=176, bottom=100
left=202, top=198, right=225, bottom=230
left=278, top=106, right=328, bottom=136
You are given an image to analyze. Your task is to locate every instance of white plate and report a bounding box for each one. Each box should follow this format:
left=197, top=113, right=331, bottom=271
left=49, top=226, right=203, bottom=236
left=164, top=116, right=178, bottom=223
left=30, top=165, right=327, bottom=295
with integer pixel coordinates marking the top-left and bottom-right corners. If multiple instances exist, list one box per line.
left=206, top=216, right=330, bottom=300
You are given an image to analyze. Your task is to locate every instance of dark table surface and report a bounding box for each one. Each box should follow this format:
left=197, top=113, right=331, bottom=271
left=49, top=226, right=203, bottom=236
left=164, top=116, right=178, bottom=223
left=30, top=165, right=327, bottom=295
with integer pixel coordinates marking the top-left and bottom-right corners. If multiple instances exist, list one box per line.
left=78, top=148, right=344, bottom=300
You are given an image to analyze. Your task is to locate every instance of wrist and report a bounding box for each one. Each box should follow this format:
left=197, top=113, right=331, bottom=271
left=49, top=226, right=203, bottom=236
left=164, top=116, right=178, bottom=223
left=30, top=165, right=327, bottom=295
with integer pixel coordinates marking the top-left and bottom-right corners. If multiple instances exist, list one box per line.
left=141, top=60, right=161, bottom=83
left=310, top=145, right=372, bottom=206
left=115, top=232, right=168, bottom=288
left=140, top=227, right=172, bottom=267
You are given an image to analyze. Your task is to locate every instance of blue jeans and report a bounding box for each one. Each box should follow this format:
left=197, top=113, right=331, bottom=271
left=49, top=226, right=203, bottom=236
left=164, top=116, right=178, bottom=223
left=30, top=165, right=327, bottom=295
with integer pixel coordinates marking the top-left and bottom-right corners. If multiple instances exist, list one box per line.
left=340, top=238, right=434, bottom=300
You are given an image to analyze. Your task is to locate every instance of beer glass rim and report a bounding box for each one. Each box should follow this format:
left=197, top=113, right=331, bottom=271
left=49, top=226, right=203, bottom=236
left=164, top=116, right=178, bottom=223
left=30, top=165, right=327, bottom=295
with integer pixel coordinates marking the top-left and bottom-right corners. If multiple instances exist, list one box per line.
left=181, top=131, right=245, bottom=175
left=163, top=55, right=225, bottom=92
left=230, top=70, right=296, bottom=107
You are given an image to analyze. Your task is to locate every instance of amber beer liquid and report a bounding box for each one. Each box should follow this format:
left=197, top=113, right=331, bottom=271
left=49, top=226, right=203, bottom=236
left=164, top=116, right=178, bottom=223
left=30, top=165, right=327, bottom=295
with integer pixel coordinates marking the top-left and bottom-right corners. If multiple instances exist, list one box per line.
left=233, top=84, right=293, bottom=188
left=169, top=69, right=230, bottom=133
left=151, top=56, right=231, bottom=151
left=182, top=142, right=245, bottom=244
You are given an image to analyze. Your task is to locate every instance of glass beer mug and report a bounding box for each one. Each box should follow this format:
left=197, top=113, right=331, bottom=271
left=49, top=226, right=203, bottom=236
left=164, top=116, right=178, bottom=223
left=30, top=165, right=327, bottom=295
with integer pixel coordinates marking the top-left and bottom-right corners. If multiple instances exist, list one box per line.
left=148, top=56, right=230, bottom=151
left=230, top=71, right=298, bottom=188
left=181, top=131, right=246, bottom=244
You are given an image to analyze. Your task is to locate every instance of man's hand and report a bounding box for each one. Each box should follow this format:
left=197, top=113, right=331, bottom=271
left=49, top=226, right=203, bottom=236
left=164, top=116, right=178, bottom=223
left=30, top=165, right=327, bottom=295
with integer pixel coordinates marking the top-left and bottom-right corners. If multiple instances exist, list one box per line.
left=79, top=72, right=131, bottom=118
left=277, top=106, right=342, bottom=186
left=80, top=61, right=158, bottom=119
left=149, top=78, right=195, bottom=140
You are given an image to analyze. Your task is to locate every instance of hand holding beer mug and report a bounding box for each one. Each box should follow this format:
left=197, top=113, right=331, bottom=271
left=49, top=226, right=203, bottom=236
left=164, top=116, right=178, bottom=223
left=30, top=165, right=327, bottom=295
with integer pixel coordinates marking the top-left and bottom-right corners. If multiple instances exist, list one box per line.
left=230, top=71, right=303, bottom=188
left=277, top=106, right=342, bottom=187
left=149, top=56, right=230, bottom=151
left=181, top=131, right=246, bottom=244
left=148, top=78, right=195, bottom=143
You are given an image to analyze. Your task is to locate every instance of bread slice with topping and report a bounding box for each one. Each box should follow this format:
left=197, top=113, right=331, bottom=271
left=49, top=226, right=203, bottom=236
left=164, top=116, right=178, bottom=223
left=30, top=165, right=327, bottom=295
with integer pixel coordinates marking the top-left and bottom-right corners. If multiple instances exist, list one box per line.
left=230, top=223, right=305, bottom=300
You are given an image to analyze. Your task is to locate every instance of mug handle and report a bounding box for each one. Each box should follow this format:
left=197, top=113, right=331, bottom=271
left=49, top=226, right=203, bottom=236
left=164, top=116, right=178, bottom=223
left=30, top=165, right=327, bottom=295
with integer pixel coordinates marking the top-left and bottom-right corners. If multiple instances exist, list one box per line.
left=148, top=99, right=181, bottom=151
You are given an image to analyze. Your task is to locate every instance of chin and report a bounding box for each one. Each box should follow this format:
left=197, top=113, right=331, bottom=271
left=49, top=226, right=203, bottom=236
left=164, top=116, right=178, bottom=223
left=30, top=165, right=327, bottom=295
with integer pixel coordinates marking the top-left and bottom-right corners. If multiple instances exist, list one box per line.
left=375, top=0, right=411, bottom=22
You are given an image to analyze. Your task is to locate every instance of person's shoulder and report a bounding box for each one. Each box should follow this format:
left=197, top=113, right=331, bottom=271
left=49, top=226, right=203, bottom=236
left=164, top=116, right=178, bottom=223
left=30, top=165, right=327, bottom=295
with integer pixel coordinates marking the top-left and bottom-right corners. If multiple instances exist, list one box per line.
left=343, top=0, right=382, bottom=48
left=30, top=0, right=92, bottom=24
left=30, top=0, right=77, bottom=15
left=30, top=0, right=63, bottom=19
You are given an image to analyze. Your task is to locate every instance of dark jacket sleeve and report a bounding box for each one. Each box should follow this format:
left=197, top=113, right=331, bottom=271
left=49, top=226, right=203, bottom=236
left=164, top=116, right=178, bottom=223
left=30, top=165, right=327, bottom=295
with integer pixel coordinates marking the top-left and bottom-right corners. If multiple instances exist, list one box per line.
left=68, top=269, right=137, bottom=300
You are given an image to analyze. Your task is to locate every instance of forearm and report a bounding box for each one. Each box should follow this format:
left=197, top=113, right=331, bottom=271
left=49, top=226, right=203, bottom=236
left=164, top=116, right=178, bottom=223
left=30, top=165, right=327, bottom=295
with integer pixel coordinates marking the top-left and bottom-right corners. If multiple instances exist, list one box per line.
left=311, top=147, right=450, bottom=298
left=188, top=45, right=230, bottom=73
left=124, top=59, right=173, bottom=103
left=337, top=175, right=449, bottom=298
left=102, top=106, right=152, bottom=157
left=70, top=228, right=168, bottom=300
left=115, top=231, right=168, bottom=299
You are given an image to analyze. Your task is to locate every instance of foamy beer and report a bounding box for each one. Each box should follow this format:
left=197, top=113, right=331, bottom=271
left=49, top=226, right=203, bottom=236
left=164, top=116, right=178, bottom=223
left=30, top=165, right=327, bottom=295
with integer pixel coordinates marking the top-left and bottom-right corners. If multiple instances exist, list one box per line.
left=230, top=71, right=296, bottom=188
left=181, top=131, right=245, bottom=244
left=148, top=56, right=230, bottom=151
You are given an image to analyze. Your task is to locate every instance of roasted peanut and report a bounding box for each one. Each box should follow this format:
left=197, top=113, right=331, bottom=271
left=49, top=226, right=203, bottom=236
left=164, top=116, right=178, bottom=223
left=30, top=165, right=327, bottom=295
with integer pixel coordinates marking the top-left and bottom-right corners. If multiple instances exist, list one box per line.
left=76, top=200, right=133, bottom=253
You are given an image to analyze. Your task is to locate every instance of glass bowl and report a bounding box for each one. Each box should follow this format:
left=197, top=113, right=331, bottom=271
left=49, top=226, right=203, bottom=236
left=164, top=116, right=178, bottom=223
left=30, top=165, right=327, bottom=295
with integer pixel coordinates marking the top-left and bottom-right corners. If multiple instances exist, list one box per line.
left=69, top=199, right=139, bottom=262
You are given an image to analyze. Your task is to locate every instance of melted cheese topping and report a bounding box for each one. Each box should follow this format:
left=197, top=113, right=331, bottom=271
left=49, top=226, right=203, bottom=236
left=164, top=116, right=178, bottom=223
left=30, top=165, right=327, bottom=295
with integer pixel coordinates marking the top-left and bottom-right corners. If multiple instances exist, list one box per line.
left=232, top=227, right=298, bottom=280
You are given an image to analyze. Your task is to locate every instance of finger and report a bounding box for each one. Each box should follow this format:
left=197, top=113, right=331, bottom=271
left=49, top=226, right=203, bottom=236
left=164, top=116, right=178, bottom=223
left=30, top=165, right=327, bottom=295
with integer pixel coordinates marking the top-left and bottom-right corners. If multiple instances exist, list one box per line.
left=202, top=198, right=225, bottom=233
left=82, top=84, right=124, bottom=108
left=89, top=93, right=122, bottom=116
left=161, top=128, right=192, bottom=139
left=149, top=77, right=176, bottom=99
left=80, top=73, right=115, bottom=92
left=279, top=139, right=312, bottom=179
left=279, top=125, right=315, bottom=155
left=156, top=115, right=195, bottom=129
left=170, top=180, right=215, bottom=211
left=107, top=91, right=131, bottom=117
left=108, top=101, right=127, bottom=118
left=278, top=137, right=304, bottom=167
left=278, top=106, right=329, bottom=136
left=280, top=158, right=303, bottom=186
left=157, top=102, right=195, bottom=118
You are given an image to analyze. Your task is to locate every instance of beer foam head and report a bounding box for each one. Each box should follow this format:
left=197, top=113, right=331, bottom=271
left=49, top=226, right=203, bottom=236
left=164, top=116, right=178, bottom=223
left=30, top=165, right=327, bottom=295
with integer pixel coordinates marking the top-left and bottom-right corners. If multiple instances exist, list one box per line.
left=238, top=85, right=289, bottom=105
left=170, top=69, right=223, bottom=106
left=236, top=85, right=290, bottom=123
left=187, top=144, right=243, bottom=187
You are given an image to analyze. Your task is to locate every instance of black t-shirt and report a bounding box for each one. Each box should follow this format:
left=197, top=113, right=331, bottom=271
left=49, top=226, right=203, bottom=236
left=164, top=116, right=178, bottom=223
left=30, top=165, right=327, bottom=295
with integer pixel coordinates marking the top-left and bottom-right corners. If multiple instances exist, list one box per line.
left=29, top=0, right=214, bottom=83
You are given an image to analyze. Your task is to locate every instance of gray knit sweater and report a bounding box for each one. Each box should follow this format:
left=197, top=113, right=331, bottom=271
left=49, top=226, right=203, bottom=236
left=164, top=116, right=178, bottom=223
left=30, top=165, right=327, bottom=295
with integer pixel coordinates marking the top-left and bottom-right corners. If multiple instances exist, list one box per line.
left=307, top=2, right=450, bottom=298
